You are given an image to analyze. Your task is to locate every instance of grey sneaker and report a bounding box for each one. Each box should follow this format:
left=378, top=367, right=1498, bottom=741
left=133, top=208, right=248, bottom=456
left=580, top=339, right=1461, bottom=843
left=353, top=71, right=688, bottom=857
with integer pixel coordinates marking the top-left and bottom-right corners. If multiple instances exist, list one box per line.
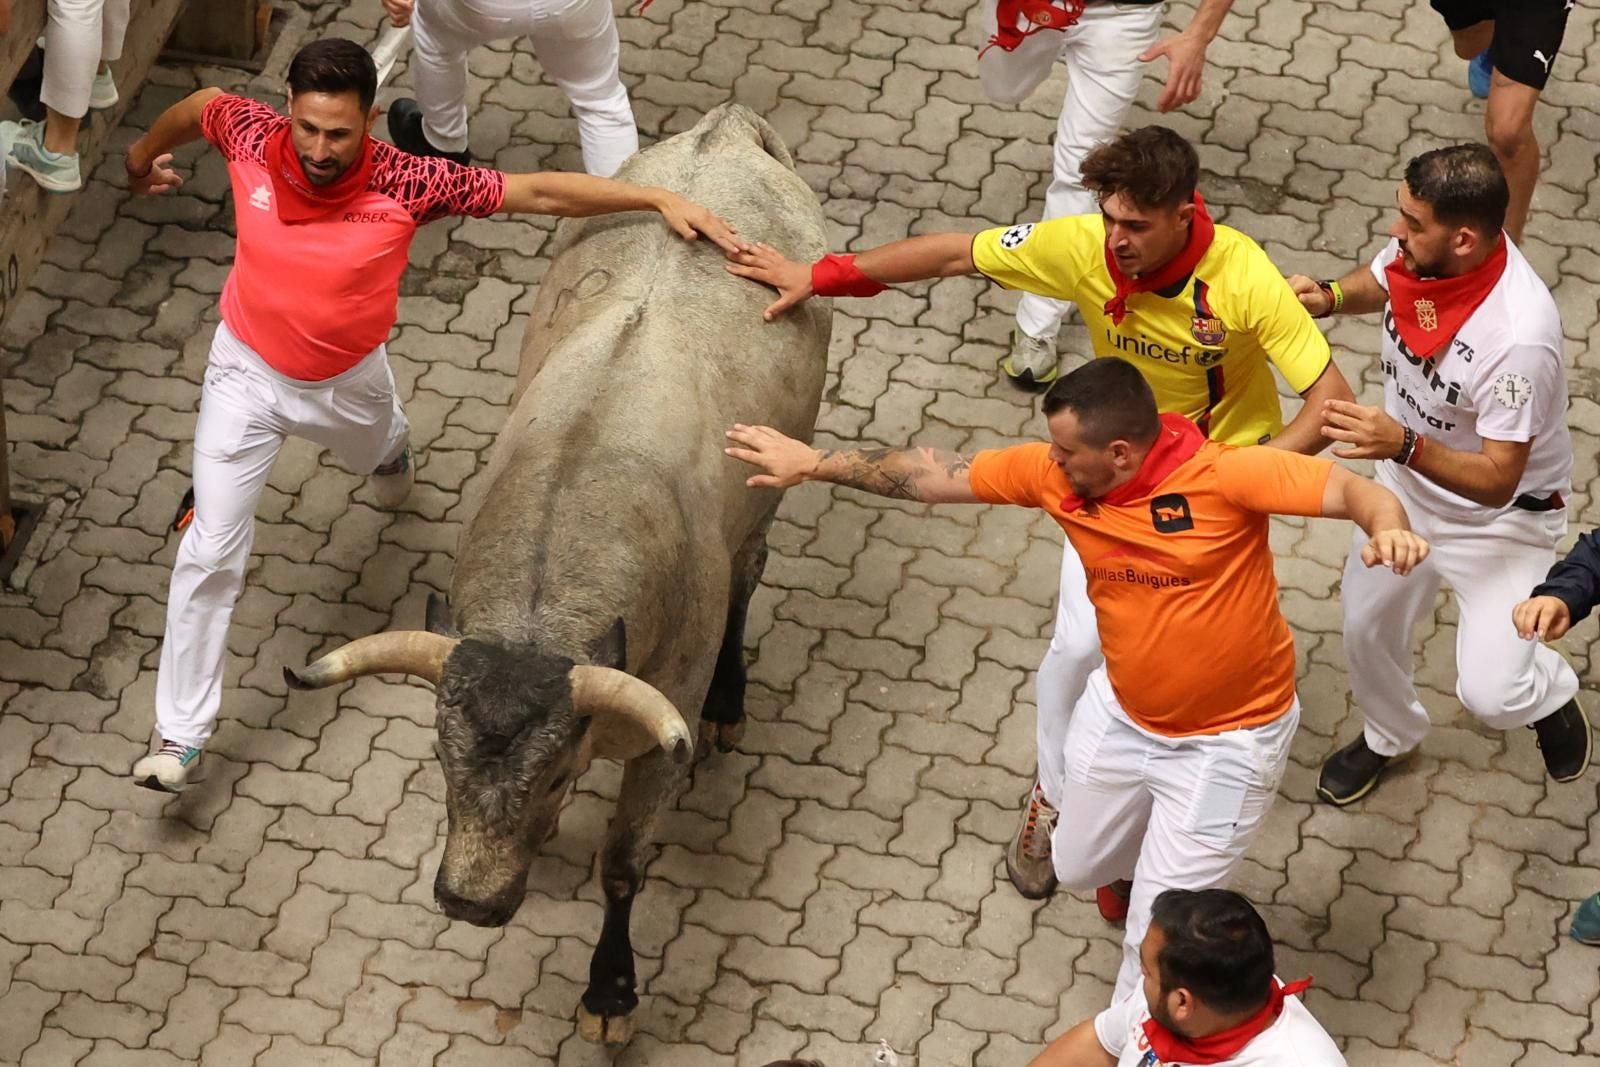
left=1001, top=329, right=1058, bottom=392
left=89, top=68, right=118, bottom=111
left=371, top=443, right=414, bottom=508
left=1005, top=781, right=1059, bottom=899
left=3, top=119, right=81, bottom=193
left=133, top=739, right=203, bottom=793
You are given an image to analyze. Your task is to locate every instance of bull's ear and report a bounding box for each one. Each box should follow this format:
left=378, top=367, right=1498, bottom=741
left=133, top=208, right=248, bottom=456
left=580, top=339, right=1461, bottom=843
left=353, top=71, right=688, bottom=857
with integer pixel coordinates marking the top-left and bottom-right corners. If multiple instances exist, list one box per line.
left=586, top=617, right=626, bottom=669
left=425, top=592, right=457, bottom=637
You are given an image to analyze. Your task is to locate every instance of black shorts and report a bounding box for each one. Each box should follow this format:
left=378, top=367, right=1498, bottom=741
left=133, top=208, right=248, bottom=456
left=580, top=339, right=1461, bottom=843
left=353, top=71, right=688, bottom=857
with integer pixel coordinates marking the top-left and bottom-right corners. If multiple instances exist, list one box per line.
left=1429, top=0, right=1572, bottom=90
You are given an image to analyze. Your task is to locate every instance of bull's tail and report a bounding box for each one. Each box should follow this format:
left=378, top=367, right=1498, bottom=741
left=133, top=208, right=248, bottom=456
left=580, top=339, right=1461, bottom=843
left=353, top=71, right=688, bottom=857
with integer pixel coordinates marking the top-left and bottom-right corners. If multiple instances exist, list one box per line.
left=692, top=103, right=795, bottom=171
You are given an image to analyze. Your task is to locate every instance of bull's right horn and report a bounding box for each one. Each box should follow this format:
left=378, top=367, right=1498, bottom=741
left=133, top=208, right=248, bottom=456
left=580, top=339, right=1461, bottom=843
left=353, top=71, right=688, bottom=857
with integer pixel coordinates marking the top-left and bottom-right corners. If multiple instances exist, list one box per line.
left=284, top=631, right=460, bottom=690
left=569, top=667, right=691, bottom=765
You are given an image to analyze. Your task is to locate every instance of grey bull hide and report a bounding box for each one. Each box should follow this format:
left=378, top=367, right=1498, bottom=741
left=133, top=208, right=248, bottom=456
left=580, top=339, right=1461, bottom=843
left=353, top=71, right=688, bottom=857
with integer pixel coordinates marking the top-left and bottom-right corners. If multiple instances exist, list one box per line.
left=285, top=103, right=833, bottom=1045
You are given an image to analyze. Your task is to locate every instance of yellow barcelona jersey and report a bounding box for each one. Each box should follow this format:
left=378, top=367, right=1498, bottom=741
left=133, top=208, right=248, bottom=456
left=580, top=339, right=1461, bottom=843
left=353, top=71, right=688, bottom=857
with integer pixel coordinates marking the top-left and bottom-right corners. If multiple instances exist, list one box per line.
left=972, top=215, right=1331, bottom=446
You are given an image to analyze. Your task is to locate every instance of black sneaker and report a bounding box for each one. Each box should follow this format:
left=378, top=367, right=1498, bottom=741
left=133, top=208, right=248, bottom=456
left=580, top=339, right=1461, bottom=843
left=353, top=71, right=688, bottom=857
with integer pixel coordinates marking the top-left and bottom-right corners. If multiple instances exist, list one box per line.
left=1532, top=698, right=1592, bottom=783
left=386, top=98, right=471, bottom=166
left=1317, top=734, right=1394, bottom=806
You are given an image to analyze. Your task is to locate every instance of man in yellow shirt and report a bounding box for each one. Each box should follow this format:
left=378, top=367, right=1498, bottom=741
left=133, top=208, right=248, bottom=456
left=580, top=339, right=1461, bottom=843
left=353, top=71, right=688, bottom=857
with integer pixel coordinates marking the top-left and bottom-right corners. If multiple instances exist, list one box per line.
left=726, top=125, right=1354, bottom=908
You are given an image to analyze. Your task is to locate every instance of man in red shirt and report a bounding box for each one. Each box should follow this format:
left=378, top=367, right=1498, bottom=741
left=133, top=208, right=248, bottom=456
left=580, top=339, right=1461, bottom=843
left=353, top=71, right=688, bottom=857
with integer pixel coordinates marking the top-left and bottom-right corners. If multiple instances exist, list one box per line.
left=726, top=357, right=1428, bottom=1000
left=125, top=37, right=742, bottom=794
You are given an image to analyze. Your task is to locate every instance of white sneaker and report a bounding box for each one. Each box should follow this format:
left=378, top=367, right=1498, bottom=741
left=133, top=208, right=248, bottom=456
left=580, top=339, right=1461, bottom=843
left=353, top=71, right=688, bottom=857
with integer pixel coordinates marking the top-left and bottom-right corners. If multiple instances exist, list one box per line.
left=1001, top=329, right=1059, bottom=392
left=133, top=740, right=204, bottom=793
left=89, top=68, right=118, bottom=111
left=371, top=443, right=414, bottom=508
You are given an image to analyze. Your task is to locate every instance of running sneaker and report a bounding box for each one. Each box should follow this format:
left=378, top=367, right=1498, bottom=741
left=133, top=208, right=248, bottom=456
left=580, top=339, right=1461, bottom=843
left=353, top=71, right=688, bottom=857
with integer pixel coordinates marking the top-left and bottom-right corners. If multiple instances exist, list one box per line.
left=1532, top=697, right=1591, bottom=783
left=1468, top=50, right=1492, bottom=100
left=132, top=740, right=203, bottom=793
left=1317, top=734, right=1395, bottom=806
left=371, top=443, right=414, bottom=508
left=386, top=98, right=471, bottom=165
left=89, top=67, right=118, bottom=111
left=1005, top=781, right=1059, bottom=899
left=2, top=119, right=80, bottom=193
left=1572, top=893, right=1600, bottom=945
left=1001, top=329, right=1058, bottom=392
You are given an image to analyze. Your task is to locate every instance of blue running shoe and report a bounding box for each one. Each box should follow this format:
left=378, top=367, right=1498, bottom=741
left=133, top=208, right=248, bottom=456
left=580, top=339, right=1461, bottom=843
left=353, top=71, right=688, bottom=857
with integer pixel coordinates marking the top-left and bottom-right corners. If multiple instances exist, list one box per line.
left=1572, top=893, right=1600, bottom=945
left=1468, top=50, right=1492, bottom=99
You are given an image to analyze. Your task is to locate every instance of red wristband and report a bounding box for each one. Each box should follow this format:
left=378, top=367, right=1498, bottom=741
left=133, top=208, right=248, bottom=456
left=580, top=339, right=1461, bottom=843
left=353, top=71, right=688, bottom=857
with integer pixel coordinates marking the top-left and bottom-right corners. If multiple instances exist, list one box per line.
left=1406, top=433, right=1425, bottom=468
left=811, top=253, right=888, bottom=298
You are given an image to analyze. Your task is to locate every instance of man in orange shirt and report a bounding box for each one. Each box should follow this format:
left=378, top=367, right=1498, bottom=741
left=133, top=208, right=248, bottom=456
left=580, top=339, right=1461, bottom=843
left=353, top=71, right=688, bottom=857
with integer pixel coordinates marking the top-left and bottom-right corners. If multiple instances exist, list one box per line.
left=726, top=357, right=1427, bottom=1001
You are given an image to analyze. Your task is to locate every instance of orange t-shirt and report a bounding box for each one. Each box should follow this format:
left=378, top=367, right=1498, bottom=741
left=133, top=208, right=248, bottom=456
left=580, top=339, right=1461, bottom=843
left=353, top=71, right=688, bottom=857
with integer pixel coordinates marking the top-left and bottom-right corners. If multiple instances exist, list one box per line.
left=969, top=437, right=1334, bottom=737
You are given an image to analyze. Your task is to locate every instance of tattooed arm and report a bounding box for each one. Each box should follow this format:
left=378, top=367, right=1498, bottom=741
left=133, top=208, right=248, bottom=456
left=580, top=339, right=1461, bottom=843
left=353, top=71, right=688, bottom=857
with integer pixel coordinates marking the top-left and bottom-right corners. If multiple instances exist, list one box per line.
left=724, top=424, right=981, bottom=504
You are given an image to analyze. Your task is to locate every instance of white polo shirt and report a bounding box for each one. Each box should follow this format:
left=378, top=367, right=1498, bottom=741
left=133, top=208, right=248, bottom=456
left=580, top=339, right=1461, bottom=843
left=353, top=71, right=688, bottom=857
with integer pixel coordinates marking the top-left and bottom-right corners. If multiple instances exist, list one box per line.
left=1368, top=237, right=1572, bottom=523
left=1094, top=988, right=1347, bottom=1066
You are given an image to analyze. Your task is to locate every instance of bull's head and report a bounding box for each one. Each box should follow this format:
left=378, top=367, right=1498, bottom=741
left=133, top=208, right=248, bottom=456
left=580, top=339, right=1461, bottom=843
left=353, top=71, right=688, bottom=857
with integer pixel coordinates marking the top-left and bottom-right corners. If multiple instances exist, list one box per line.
left=283, top=622, right=690, bottom=927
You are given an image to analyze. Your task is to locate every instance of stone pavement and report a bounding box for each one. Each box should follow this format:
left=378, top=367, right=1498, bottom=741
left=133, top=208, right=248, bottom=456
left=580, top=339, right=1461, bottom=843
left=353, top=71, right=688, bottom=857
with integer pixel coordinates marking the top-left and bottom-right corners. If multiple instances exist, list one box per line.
left=4, top=0, right=1600, bottom=1062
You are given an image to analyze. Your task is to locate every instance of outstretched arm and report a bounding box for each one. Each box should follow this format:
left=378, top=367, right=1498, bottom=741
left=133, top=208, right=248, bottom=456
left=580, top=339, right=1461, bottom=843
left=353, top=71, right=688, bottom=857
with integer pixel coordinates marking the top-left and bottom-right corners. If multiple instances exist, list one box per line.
left=724, top=423, right=980, bottom=503
left=1320, top=464, right=1429, bottom=576
left=125, top=87, right=224, bottom=195
left=1270, top=362, right=1355, bottom=455
left=499, top=172, right=747, bottom=254
left=725, top=233, right=978, bottom=320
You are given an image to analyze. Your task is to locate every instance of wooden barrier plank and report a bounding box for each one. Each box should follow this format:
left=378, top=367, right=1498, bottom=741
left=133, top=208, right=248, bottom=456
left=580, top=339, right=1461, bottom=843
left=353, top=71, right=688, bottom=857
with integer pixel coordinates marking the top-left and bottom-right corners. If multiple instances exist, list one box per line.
left=0, top=0, right=188, bottom=549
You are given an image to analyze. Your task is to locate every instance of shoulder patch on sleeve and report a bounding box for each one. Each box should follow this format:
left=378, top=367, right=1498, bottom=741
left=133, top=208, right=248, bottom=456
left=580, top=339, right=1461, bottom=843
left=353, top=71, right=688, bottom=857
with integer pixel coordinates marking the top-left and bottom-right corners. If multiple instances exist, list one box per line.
left=1492, top=372, right=1534, bottom=410
left=999, top=223, right=1034, bottom=249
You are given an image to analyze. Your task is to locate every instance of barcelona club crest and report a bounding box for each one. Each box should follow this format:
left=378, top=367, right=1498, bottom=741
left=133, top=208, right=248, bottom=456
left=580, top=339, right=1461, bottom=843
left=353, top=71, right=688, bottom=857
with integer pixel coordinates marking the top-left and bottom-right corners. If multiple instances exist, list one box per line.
left=1190, top=315, right=1226, bottom=345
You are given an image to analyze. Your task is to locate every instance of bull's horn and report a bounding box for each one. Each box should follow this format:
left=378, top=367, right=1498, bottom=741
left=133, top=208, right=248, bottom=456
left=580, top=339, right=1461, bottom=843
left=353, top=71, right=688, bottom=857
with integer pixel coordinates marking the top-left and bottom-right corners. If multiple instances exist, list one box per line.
left=569, top=666, right=691, bottom=765
left=283, top=631, right=460, bottom=689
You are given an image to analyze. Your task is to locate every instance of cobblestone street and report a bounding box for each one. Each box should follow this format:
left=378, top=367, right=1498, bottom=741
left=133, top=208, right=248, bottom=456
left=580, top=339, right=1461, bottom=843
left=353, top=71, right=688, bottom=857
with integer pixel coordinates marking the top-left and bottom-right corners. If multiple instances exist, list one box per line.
left=4, top=0, right=1600, bottom=1062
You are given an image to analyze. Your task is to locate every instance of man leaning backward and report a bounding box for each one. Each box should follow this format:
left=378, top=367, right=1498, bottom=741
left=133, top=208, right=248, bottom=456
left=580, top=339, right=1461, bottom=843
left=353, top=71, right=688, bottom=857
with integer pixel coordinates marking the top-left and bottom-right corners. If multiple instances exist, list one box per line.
left=123, top=37, right=743, bottom=793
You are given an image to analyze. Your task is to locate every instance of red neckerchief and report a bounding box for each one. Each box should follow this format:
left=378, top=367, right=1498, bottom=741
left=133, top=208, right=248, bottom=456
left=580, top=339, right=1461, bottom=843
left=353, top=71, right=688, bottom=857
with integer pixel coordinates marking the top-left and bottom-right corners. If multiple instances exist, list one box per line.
left=978, top=0, right=1086, bottom=57
left=1142, top=978, right=1314, bottom=1065
left=266, top=124, right=376, bottom=224
left=1103, top=193, right=1215, bottom=326
left=1059, top=413, right=1205, bottom=514
left=1382, top=236, right=1507, bottom=360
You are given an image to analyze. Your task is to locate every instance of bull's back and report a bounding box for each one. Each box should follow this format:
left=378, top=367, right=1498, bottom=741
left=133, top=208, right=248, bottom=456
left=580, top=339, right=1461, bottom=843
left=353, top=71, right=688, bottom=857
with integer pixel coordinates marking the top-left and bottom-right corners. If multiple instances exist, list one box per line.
left=455, top=108, right=832, bottom=645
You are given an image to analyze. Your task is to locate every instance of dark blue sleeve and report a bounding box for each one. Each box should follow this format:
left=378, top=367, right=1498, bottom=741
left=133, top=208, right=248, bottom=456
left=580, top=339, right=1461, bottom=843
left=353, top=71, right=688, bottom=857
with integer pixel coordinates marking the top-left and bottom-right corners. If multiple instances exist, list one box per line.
left=1532, top=529, right=1600, bottom=626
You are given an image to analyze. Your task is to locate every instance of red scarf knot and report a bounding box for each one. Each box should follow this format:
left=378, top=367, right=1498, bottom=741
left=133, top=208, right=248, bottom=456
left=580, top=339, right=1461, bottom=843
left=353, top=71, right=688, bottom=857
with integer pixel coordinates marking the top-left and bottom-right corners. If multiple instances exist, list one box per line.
left=1141, top=976, right=1314, bottom=1065
left=1059, top=412, right=1205, bottom=514
left=1383, top=236, right=1508, bottom=360
left=266, top=124, right=376, bottom=224
left=1103, top=193, right=1215, bottom=326
left=979, top=0, right=1086, bottom=58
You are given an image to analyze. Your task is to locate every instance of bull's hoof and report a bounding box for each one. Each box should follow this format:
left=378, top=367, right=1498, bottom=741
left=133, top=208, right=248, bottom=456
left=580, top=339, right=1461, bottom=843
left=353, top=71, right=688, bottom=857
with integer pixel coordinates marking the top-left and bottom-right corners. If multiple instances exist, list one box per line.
left=576, top=1002, right=636, bottom=1046
left=696, top=718, right=745, bottom=756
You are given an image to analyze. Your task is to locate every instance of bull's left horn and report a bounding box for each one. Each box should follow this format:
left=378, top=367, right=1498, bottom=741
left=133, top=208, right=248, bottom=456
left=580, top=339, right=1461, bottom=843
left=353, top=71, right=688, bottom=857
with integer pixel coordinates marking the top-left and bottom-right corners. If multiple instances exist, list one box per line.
left=284, top=631, right=460, bottom=689
left=569, top=666, right=691, bottom=765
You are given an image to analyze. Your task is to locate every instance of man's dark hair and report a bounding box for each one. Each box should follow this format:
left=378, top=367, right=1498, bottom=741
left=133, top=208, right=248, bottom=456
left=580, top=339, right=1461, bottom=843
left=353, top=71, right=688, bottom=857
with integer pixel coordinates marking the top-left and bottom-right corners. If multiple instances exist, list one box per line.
left=1080, top=126, right=1199, bottom=212
left=1149, top=889, right=1275, bottom=1016
left=288, top=38, right=378, bottom=113
left=1404, top=144, right=1508, bottom=238
left=1041, top=357, right=1160, bottom=448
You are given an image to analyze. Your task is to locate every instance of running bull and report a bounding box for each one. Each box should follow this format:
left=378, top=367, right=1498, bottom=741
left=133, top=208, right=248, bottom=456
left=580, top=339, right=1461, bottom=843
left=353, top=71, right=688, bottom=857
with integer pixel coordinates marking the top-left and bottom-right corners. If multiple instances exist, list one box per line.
left=284, top=104, right=831, bottom=1044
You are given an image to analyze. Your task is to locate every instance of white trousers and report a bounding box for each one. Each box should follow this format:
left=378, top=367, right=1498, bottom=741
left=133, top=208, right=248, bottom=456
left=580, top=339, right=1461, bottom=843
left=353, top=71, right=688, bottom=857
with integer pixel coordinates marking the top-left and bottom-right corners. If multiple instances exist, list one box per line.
left=154, top=323, right=409, bottom=748
left=1343, top=469, right=1577, bottom=757
left=978, top=0, right=1163, bottom=341
left=1045, top=669, right=1299, bottom=1002
left=411, top=0, right=638, bottom=176
left=42, top=0, right=131, bottom=119
left=1034, top=539, right=1102, bottom=808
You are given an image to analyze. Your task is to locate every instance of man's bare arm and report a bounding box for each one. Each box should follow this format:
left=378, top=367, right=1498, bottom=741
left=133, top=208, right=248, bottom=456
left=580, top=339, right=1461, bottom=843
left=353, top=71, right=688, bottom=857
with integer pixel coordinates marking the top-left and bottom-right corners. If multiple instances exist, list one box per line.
left=1026, top=1020, right=1117, bottom=1067
left=725, top=232, right=977, bottom=319
left=1270, top=362, right=1355, bottom=455
left=125, top=87, right=223, bottom=193
left=499, top=173, right=745, bottom=253
left=724, top=424, right=980, bottom=503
